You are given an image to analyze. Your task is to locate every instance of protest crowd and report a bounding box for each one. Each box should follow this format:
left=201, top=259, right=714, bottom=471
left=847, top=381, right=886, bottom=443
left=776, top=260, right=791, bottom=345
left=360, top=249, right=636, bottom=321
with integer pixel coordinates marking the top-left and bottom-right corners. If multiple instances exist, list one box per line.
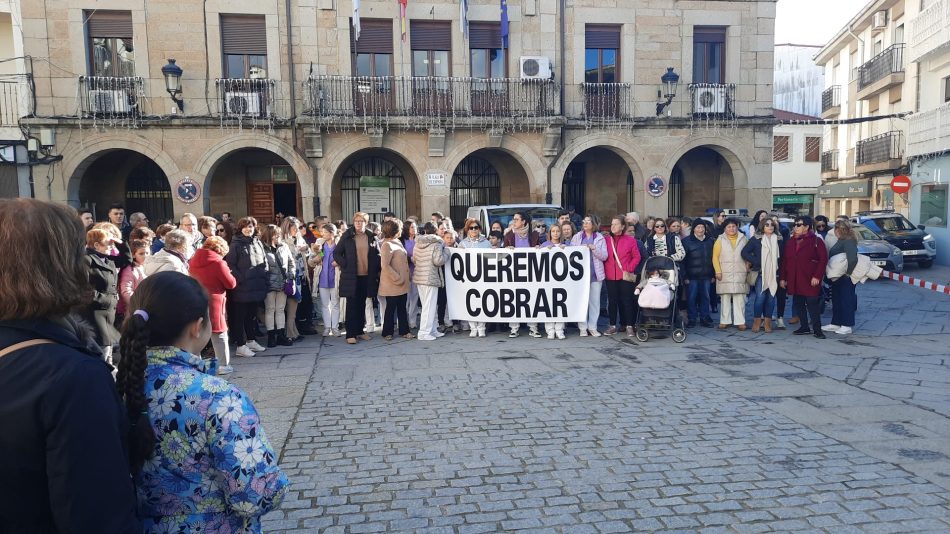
left=0, top=197, right=868, bottom=532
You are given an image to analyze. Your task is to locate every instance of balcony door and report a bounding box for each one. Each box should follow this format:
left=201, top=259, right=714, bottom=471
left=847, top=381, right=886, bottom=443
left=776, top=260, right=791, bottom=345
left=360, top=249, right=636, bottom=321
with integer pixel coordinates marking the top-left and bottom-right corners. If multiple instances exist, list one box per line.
left=584, top=25, right=620, bottom=118
left=470, top=23, right=507, bottom=116
left=693, top=27, right=726, bottom=84
left=351, top=19, right=395, bottom=116
left=220, top=15, right=269, bottom=117
left=85, top=10, right=137, bottom=114
left=411, top=21, right=452, bottom=115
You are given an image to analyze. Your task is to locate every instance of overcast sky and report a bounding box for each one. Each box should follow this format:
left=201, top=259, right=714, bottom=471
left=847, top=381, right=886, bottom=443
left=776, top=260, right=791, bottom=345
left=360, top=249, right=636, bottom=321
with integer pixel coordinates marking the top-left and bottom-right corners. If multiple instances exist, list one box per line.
left=774, top=0, right=872, bottom=46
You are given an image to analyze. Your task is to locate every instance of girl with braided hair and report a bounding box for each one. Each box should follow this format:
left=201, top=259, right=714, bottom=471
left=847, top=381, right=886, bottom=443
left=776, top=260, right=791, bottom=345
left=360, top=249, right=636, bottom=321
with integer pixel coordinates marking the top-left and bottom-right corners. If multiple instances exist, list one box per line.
left=118, top=271, right=288, bottom=533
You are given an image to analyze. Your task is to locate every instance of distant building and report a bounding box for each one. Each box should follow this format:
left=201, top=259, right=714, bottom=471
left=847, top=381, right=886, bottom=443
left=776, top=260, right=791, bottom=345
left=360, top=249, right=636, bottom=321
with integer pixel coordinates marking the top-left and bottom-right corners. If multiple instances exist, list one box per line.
left=772, top=110, right=822, bottom=216
left=774, top=44, right=824, bottom=117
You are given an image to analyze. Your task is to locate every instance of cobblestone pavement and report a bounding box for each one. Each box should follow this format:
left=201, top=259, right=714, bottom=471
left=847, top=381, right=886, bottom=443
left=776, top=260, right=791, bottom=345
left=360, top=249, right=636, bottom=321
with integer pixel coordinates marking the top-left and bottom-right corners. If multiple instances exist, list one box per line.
left=229, top=267, right=950, bottom=533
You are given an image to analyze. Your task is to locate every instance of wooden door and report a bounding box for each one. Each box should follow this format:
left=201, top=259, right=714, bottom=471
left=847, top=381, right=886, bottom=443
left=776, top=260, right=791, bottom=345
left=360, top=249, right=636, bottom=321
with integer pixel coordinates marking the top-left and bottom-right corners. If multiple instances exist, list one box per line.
left=247, top=183, right=274, bottom=223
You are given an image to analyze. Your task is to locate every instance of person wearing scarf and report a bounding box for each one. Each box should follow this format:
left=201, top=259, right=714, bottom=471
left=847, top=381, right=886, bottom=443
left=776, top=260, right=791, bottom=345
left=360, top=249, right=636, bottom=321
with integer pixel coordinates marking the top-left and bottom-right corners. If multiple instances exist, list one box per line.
left=741, top=217, right=782, bottom=333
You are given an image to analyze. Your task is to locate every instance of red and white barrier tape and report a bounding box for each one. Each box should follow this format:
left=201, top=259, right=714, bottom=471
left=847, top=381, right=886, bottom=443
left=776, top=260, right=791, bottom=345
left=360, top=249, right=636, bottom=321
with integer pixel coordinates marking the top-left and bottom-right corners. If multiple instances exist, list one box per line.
left=880, top=270, right=950, bottom=295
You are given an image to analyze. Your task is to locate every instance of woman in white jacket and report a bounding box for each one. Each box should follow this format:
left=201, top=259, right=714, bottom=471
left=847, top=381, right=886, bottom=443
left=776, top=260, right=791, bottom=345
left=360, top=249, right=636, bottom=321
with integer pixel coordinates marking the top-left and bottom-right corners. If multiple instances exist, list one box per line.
left=412, top=222, right=448, bottom=341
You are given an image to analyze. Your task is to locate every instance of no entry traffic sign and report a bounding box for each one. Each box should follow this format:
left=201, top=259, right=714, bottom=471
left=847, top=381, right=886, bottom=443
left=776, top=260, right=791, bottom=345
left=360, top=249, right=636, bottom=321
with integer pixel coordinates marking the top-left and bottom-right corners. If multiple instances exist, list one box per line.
left=891, top=175, right=911, bottom=194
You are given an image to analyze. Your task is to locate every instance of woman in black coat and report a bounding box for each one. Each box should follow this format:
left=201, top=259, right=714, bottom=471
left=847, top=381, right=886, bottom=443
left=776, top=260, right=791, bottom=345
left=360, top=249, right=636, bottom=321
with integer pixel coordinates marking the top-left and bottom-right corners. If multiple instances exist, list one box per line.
left=81, top=227, right=121, bottom=365
left=0, top=199, right=140, bottom=533
left=225, top=217, right=270, bottom=357
left=333, top=212, right=381, bottom=344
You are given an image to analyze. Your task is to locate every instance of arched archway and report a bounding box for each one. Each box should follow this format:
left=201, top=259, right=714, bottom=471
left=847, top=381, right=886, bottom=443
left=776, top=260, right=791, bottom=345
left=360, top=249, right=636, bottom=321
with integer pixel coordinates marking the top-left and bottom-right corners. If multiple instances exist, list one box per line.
left=74, top=149, right=174, bottom=223
left=206, top=148, right=301, bottom=224
left=668, top=146, right=741, bottom=216
left=449, top=149, right=531, bottom=226
left=560, top=147, right=638, bottom=219
left=332, top=149, right=420, bottom=222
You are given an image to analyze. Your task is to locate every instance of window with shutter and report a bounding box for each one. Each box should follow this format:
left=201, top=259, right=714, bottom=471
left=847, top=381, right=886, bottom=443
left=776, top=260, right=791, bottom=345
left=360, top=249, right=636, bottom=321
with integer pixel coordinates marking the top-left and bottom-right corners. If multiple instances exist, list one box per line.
left=584, top=25, right=620, bottom=83
left=86, top=10, right=134, bottom=77
left=410, top=21, right=452, bottom=77
left=693, top=26, right=726, bottom=84
left=221, top=14, right=268, bottom=79
left=774, top=136, right=790, bottom=162
left=805, top=137, right=821, bottom=162
left=470, top=23, right=506, bottom=79
left=351, top=19, right=394, bottom=77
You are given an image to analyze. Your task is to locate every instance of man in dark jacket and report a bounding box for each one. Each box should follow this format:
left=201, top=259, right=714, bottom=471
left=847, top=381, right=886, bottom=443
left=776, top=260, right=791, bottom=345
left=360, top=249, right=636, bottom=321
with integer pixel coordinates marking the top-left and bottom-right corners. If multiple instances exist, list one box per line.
left=225, top=218, right=270, bottom=356
left=681, top=221, right=716, bottom=327
left=81, top=228, right=121, bottom=364
left=334, top=212, right=382, bottom=344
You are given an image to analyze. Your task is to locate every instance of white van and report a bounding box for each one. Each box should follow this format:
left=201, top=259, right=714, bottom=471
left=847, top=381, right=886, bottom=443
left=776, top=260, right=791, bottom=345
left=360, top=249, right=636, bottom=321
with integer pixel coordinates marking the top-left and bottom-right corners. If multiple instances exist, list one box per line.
left=466, top=204, right=563, bottom=235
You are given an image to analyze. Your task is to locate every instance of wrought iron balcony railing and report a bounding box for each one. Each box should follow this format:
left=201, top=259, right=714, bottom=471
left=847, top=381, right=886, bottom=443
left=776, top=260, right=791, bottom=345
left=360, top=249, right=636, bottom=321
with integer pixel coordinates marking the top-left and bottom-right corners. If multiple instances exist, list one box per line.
left=0, top=74, right=33, bottom=127
left=857, top=44, right=904, bottom=91
left=821, top=150, right=839, bottom=174
left=78, top=76, right=144, bottom=118
left=214, top=78, right=289, bottom=121
left=577, top=83, right=633, bottom=122
left=821, top=86, right=840, bottom=114
left=855, top=131, right=904, bottom=167
left=304, top=76, right=560, bottom=126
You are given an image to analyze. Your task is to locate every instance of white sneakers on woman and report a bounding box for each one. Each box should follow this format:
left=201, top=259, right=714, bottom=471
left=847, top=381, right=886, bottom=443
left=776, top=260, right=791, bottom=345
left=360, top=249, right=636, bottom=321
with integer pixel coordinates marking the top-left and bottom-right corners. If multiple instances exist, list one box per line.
left=234, top=345, right=255, bottom=358
left=246, top=340, right=266, bottom=352
left=822, top=324, right=853, bottom=335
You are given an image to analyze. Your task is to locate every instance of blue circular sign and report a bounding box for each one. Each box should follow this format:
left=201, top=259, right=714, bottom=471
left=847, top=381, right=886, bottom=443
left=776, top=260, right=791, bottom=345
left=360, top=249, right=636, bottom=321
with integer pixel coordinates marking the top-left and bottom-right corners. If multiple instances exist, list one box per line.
left=647, top=175, right=666, bottom=197
left=176, top=177, right=201, bottom=204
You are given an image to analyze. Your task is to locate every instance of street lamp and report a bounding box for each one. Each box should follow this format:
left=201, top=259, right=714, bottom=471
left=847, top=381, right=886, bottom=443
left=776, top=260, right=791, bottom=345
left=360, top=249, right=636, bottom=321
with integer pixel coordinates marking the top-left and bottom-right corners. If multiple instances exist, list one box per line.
left=655, top=67, right=680, bottom=116
left=161, top=58, right=184, bottom=113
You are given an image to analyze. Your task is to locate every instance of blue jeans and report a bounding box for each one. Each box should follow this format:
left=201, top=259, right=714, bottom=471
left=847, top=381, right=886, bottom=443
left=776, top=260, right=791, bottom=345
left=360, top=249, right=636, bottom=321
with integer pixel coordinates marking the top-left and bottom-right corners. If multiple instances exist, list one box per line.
left=752, top=275, right=775, bottom=319
left=686, top=278, right=711, bottom=322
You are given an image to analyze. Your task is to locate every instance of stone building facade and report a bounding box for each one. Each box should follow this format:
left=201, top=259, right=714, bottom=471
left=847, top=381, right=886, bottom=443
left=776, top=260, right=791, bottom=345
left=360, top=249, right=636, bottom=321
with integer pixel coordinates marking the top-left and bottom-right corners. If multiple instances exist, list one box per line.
left=14, top=0, right=776, bottom=224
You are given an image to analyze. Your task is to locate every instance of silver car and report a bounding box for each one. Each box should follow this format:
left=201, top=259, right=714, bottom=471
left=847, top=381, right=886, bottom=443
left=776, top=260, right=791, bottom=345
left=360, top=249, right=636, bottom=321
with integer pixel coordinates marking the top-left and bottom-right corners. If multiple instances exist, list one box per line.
left=854, top=224, right=904, bottom=273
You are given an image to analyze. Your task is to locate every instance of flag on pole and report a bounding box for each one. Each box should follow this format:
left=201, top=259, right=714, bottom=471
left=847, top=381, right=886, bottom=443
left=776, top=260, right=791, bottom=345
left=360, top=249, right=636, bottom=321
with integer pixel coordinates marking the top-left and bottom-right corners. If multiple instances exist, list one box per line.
left=500, top=0, right=509, bottom=49
left=399, top=0, right=408, bottom=42
left=460, top=0, right=469, bottom=40
left=353, top=0, right=361, bottom=41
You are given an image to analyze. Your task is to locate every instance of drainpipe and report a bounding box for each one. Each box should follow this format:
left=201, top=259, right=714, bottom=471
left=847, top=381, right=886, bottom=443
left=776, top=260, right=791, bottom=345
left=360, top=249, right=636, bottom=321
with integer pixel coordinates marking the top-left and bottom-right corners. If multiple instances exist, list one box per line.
left=285, top=0, right=298, bottom=148
left=546, top=0, right=567, bottom=205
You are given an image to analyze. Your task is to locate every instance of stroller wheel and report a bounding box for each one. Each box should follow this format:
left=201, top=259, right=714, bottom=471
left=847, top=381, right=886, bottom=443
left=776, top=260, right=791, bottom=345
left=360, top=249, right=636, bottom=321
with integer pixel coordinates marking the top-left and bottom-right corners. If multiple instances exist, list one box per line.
left=672, top=329, right=687, bottom=343
left=635, top=328, right=649, bottom=342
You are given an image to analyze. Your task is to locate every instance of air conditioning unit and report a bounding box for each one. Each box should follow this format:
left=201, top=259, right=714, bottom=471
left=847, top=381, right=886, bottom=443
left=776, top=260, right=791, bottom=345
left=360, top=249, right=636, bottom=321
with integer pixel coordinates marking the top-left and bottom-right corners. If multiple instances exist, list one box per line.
left=89, top=90, right=130, bottom=114
left=693, top=85, right=728, bottom=114
left=520, top=56, right=553, bottom=80
left=872, top=11, right=887, bottom=31
left=225, top=91, right=262, bottom=116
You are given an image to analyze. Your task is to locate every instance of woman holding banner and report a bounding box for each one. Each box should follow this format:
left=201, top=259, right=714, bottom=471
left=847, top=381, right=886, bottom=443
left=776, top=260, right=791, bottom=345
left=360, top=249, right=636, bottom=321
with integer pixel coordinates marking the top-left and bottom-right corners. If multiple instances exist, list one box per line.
left=570, top=214, right=608, bottom=337
left=603, top=215, right=641, bottom=337
left=540, top=224, right=569, bottom=339
left=504, top=211, right=543, bottom=338
left=458, top=218, right=491, bottom=337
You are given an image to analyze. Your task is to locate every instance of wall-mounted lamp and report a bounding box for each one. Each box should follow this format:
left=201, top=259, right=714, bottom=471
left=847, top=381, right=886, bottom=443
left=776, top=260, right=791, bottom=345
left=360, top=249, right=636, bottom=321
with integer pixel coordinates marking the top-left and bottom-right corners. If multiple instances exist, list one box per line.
left=161, top=58, right=184, bottom=113
left=655, top=67, right=680, bottom=117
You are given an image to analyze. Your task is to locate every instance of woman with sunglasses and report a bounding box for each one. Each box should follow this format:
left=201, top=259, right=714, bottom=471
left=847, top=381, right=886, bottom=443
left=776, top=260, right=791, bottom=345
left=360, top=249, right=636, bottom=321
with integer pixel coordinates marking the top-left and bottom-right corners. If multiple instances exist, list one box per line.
left=779, top=216, right=828, bottom=339
left=646, top=219, right=686, bottom=261
left=458, top=218, right=491, bottom=337
left=741, top=217, right=782, bottom=333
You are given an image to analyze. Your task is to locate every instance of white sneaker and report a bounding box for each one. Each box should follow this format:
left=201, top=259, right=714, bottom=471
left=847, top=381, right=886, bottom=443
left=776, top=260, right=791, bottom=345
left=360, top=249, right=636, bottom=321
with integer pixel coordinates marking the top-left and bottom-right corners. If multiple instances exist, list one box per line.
left=776, top=318, right=786, bottom=329
left=217, top=365, right=234, bottom=375
left=528, top=328, right=542, bottom=338
left=835, top=326, right=853, bottom=335
left=555, top=331, right=566, bottom=340
left=246, top=340, right=266, bottom=352
left=417, top=334, right=436, bottom=341
left=235, top=345, right=255, bottom=358
left=821, top=324, right=840, bottom=332
left=589, top=329, right=602, bottom=337
left=579, top=329, right=588, bottom=337
left=434, top=331, right=445, bottom=338
left=509, top=329, right=520, bottom=338
left=547, top=330, right=555, bottom=340
left=323, top=329, right=333, bottom=337
left=470, top=329, right=478, bottom=338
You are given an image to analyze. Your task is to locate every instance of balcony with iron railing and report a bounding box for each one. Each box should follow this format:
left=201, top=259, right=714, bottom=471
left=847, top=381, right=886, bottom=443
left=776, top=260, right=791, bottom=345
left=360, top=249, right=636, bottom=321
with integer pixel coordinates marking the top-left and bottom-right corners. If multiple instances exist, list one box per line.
left=908, top=0, right=950, bottom=62
left=821, top=86, right=840, bottom=118
left=855, top=131, right=904, bottom=174
left=302, top=76, right=560, bottom=129
left=821, top=149, right=839, bottom=178
left=907, top=101, right=950, bottom=158
left=78, top=76, right=145, bottom=119
left=214, top=78, right=291, bottom=123
left=0, top=74, right=33, bottom=128
left=856, top=44, right=905, bottom=100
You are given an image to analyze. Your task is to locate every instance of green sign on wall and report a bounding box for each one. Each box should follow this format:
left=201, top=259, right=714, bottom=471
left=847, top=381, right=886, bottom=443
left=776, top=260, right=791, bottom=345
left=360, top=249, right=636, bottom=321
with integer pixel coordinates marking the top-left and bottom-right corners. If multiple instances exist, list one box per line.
left=773, top=194, right=814, bottom=204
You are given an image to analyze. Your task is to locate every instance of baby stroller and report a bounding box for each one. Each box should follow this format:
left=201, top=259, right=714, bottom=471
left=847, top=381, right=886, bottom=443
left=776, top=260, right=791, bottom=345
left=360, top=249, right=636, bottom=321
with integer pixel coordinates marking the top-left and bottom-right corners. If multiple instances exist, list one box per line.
left=633, top=256, right=687, bottom=343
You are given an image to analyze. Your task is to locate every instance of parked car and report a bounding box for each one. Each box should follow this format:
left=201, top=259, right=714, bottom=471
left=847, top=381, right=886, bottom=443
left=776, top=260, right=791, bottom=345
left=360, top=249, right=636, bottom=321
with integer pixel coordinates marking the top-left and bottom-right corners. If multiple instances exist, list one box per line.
left=851, top=210, right=936, bottom=268
left=853, top=223, right=904, bottom=274
left=466, top=204, right=563, bottom=234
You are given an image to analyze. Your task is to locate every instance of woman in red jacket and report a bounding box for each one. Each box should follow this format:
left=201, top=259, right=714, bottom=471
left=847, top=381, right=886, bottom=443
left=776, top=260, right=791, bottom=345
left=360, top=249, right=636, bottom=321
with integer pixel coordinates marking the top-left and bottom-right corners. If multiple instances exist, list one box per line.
left=603, top=215, right=641, bottom=336
left=779, top=215, right=829, bottom=339
left=189, top=235, right=238, bottom=374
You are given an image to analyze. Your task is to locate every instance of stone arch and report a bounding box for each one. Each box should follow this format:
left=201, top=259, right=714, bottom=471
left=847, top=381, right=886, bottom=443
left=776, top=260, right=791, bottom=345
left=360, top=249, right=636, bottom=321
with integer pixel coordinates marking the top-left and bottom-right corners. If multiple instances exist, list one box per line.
left=329, top=147, right=422, bottom=221
left=442, top=135, right=548, bottom=198
left=663, top=137, right=752, bottom=216
left=319, top=135, right=428, bottom=207
left=551, top=134, right=648, bottom=217
left=62, top=133, right=179, bottom=206
left=661, top=136, right=751, bottom=190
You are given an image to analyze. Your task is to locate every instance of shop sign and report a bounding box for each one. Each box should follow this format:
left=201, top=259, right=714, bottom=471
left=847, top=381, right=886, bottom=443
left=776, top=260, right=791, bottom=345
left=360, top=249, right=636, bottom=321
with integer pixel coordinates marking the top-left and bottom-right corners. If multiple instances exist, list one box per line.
left=358, top=176, right=390, bottom=213
left=817, top=180, right=870, bottom=198
left=773, top=194, right=814, bottom=205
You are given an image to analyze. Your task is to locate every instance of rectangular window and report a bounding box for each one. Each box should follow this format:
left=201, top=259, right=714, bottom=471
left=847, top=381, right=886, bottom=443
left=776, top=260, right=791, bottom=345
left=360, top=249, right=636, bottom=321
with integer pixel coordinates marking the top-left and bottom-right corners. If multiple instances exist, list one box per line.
left=920, top=184, right=948, bottom=227
left=944, top=76, right=950, bottom=103
left=804, top=136, right=821, bottom=162
left=410, top=21, right=452, bottom=77
left=693, top=27, right=726, bottom=83
left=351, top=19, right=394, bottom=77
left=221, top=15, right=267, bottom=79
left=470, top=22, right=506, bottom=79
left=86, top=10, right=134, bottom=77
left=773, top=135, right=790, bottom=162
left=584, top=25, right=620, bottom=83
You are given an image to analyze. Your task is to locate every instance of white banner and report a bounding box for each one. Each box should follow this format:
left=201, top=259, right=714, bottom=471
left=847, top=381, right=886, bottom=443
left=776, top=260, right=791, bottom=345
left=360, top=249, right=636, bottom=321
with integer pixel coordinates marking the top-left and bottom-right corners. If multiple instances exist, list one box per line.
left=444, top=247, right=591, bottom=323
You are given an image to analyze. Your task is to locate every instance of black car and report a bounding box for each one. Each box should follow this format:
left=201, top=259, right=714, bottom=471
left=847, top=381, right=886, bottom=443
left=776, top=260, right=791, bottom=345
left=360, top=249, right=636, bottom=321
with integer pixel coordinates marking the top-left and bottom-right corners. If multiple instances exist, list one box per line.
left=851, top=211, right=937, bottom=268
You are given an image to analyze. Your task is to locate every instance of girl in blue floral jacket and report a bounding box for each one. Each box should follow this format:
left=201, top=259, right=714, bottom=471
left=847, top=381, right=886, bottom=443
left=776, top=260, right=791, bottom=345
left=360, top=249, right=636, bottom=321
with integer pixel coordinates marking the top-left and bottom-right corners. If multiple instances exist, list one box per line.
left=117, top=271, right=289, bottom=533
